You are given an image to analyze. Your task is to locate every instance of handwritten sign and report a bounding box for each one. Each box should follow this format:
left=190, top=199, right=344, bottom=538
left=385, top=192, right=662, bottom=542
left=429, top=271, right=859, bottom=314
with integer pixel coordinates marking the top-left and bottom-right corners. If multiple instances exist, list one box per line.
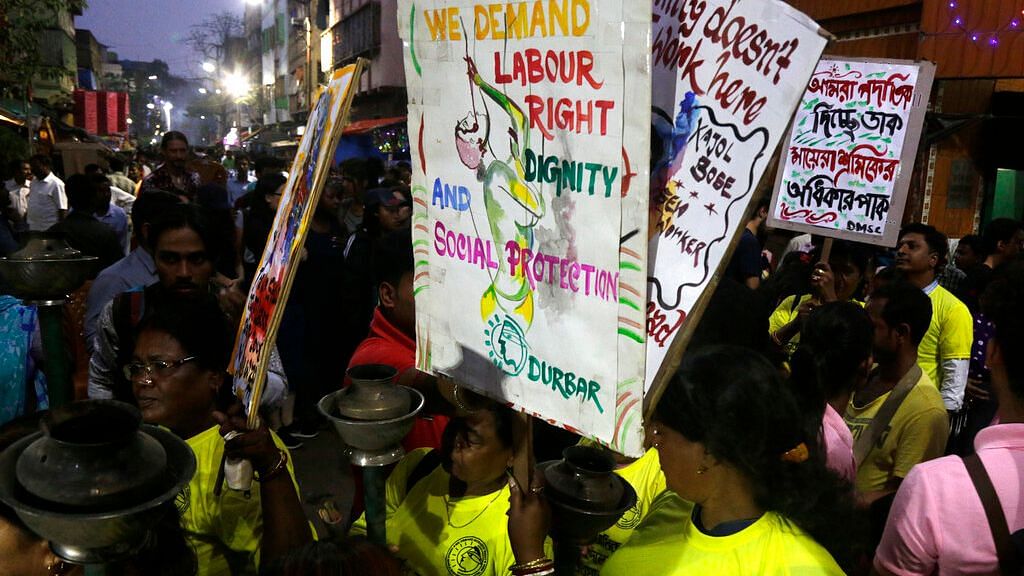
left=399, top=0, right=650, bottom=455
left=230, top=63, right=363, bottom=425
left=767, top=58, right=935, bottom=246
left=644, top=0, right=827, bottom=407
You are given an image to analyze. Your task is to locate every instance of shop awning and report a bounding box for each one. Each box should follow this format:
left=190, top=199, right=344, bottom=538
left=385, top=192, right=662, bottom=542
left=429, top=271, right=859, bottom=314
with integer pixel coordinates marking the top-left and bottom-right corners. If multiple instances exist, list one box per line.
left=343, top=116, right=406, bottom=136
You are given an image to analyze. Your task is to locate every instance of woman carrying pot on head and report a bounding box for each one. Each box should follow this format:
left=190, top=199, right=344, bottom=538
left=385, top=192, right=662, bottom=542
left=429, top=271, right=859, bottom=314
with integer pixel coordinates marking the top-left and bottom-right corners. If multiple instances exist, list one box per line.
left=349, top=402, right=528, bottom=576
left=508, top=346, right=865, bottom=575
left=769, top=240, right=871, bottom=358
left=126, top=295, right=313, bottom=575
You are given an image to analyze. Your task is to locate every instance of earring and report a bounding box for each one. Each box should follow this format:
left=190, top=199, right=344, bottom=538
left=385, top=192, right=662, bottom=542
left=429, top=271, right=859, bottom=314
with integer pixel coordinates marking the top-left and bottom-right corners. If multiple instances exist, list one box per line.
left=696, top=464, right=708, bottom=475
left=651, top=427, right=661, bottom=448
left=47, top=560, right=69, bottom=576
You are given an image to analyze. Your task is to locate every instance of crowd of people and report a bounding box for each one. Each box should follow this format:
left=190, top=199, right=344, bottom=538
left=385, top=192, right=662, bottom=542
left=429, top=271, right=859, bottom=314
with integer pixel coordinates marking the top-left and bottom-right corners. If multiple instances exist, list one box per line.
left=0, top=128, right=1022, bottom=576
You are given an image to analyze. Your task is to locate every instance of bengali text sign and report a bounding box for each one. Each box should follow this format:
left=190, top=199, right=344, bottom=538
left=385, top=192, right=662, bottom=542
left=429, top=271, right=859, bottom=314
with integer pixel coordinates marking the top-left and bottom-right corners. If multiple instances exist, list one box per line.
left=768, top=57, right=934, bottom=246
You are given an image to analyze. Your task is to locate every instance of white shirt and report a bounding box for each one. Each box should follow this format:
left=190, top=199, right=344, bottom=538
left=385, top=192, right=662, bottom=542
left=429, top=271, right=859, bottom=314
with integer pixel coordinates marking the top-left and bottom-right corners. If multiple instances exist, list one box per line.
left=26, top=172, right=67, bottom=231
left=4, top=178, right=31, bottom=220
left=109, top=185, right=135, bottom=215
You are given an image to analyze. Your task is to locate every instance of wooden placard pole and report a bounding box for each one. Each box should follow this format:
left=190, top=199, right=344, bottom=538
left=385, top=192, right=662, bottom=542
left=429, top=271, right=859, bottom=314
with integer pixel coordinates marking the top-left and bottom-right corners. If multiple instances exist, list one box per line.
left=511, top=412, right=534, bottom=490
left=819, top=237, right=834, bottom=266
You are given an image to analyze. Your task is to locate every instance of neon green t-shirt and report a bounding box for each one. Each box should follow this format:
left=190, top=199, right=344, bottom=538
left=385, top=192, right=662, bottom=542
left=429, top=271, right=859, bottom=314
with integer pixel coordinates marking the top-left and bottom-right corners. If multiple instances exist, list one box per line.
left=769, top=295, right=864, bottom=357
left=578, top=448, right=666, bottom=575
left=180, top=425, right=305, bottom=576
left=844, top=369, right=948, bottom=493
left=350, top=448, right=517, bottom=576
left=916, top=284, right=972, bottom=387
left=600, top=491, right=843, bottom=576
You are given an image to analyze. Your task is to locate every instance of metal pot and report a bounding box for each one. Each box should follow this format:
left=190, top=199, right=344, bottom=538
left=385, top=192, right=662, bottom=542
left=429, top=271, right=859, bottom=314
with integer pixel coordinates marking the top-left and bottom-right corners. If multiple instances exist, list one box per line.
left=318, top=386, right=424, bottom=466
left=0, top=423, right=196, bottom=564
left=0, top=233, right=98, bottom=302
left=538, top=446, right=638, bottom=544
left=16, top=401, right=168, bottom=509
left=335, top=364, right=408, bottom=421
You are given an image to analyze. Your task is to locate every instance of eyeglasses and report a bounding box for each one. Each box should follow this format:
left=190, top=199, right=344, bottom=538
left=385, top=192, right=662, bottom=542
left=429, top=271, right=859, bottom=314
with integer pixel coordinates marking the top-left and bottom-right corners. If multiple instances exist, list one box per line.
left=123, top=356, right=198, bottom=382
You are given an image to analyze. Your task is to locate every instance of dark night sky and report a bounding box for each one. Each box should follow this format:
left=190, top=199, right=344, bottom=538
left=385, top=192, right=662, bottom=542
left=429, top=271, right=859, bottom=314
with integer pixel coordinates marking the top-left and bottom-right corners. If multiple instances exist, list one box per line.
left=77, top=0, right=246, bottom=76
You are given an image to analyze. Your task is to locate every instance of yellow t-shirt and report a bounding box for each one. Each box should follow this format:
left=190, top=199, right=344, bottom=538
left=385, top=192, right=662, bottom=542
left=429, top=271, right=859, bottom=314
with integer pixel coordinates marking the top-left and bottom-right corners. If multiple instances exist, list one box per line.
left=578, top=448, right=667, bottom=576
left=916, top=284, right=972, bottom=388
left=769, top=295, right=864, bottom=357
left=180, top=425, right=305, bottom=576
left=844, top=370, right=949, bottom=494
left=600, top=491, right=843, bottom=575
left=350, top=448, right=516, bottom=576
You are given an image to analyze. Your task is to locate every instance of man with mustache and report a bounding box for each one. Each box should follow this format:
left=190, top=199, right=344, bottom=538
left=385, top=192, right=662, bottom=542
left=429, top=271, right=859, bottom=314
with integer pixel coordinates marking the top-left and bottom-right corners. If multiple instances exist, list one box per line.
left=140, top=131, right=201, bottom=201
left=895, top=223, right=973, bottom=413
left=88, top=203, right=244, bottom=402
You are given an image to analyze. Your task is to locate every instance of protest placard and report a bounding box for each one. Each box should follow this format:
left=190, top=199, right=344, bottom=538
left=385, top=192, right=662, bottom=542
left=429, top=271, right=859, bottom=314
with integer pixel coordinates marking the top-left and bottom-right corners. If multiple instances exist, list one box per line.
left=399, top=0, right=651, bottom=455
left=767, top=57, right=935, bottom=247
left=230, top=62, right=363, bottom=426
left=644, top=0, right=828, bottom=412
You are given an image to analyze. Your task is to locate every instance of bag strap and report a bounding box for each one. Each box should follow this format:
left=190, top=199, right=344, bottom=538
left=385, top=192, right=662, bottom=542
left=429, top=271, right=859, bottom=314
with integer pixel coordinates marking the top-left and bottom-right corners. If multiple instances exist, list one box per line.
left=854, top=365, right=922, bottom=466
left=963, top=453, right=1020, bottom=575
left=405, top=449, right=441, bottom=495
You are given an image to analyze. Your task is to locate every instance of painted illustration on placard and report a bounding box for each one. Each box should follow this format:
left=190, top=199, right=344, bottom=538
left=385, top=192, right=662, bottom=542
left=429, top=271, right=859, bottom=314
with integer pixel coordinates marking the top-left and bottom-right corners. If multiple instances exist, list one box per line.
left=401, top=0, right=650, bottom=454
left=456, top=49, right=545, bottom=334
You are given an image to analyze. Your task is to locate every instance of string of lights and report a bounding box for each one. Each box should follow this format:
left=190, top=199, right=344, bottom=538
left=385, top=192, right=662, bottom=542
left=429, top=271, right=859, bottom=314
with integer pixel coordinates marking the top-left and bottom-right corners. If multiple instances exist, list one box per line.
left=945, top=1, right=1024, bottom=46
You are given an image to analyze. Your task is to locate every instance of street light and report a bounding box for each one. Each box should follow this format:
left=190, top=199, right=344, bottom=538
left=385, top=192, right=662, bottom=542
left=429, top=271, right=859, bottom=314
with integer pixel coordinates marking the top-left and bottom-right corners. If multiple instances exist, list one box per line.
left=202, top=62, right=216, bottom=73
left=146, top=103, right=155, bottom=110
left=198, top=87, right=208, bottom=94
left=224, top=72, right=250, bottom=99
left=163, top=101, right=173, bottom=132
left=147, top=75, right=158, bottom=80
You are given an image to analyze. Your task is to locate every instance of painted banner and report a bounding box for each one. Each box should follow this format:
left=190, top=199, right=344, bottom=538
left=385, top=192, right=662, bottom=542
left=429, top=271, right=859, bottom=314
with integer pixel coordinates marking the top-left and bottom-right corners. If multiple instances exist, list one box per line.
left=399, top=0, right=651, bottom=455
left=768, top=57, right=935, bottom=247
left=230, top=62, right=363, bottom=424
left=644, top=0, right=827, bottom=402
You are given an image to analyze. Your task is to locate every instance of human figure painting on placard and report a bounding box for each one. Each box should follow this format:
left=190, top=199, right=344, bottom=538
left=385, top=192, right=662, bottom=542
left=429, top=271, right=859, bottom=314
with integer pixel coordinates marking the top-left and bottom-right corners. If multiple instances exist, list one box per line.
left=455, top=45, right=545, bottom=336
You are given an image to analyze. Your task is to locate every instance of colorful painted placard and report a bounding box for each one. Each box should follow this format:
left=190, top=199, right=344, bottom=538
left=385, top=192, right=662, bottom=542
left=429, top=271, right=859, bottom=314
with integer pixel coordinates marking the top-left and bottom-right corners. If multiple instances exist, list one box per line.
left=399, top=0, right=651, bottom=455
left=230, top=63, right=363, bottom=425
left=644, top=0, right=828, bottom=409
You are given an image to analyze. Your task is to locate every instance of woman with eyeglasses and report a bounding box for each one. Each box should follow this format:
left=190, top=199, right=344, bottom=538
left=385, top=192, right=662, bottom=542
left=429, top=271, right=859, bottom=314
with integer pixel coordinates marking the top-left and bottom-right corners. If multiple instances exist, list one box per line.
left=126, top=295, right=313, bottom=576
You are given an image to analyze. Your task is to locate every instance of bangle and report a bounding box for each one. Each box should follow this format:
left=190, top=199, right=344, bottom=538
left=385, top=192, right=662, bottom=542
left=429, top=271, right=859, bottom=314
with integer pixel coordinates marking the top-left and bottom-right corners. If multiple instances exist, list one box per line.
left=770, top=330, right=784, bottom=346
left=255, top=450, right=288, bottom=482
left=511, top=558, right=554, bottom=575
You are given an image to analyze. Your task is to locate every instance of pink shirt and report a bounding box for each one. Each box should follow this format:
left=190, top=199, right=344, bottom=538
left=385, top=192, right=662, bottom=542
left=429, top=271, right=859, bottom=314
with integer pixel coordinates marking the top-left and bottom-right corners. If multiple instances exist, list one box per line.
left=874, top=423, right=1024, bottom=575
left=821, top=403, right=856, bottom=484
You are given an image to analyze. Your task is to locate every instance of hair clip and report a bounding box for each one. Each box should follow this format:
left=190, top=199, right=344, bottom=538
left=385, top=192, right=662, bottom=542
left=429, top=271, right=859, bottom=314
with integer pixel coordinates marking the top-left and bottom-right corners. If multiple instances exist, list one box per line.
left=781, top=442, right=809, bottom=463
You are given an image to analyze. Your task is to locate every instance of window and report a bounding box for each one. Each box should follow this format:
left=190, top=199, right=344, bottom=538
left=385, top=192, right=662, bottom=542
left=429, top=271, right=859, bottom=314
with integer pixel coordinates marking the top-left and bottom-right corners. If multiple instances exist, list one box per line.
left=332, top=2, right=380, bottom=65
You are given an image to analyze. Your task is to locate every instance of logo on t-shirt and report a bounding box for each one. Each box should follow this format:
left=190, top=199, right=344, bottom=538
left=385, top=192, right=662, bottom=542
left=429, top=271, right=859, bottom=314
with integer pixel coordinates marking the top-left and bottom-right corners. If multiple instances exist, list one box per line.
left=616, top=501, right=642, bottom=529
left=446, top=536, right=489, bottom=576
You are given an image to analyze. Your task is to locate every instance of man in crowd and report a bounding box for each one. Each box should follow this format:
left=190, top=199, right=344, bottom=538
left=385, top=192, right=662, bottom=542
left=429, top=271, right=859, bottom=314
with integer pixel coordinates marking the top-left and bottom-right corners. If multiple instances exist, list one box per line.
left=348, top=227, right=448, bottom=451
left=84, top=164, right=130, bottom=254
left=48, top=174, right=123, bottom=272
left=84, top=191, right=182, bottom=352
left=724, top=195, right=769, bottom=290
left=874, top=262, right=1024, bottom=575
left=88, top=204, right=244, bottom=401
left=895, top=223, right=973, bottom=412
left=845, top=281, right=949, bottom=504
left=140, top=131, right=200, bottom=200
left=105, top=155, right=137, bottom=197
left=85, top=163, right=135, bottom=214
left=227, top=153, right=256, bottom=209
left=26, top=154, right=66, bottom=231
left=966, top=218, right=1024, bottom=307
left=4, top=158, right=32, bottom=233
